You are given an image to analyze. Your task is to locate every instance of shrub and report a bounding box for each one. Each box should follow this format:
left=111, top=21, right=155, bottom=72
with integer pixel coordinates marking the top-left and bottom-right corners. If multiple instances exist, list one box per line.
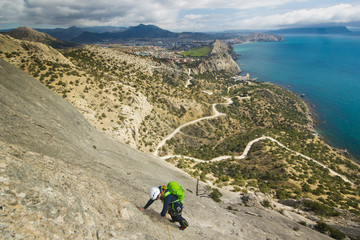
left=298, top=221, right=307, bottom=226
left=314, top=222, right=345, bottom=240
left=210, top=188, right=222, bottom=202
left=276, top=188, right=292, bottom=200
left=314, top=221, right=328, bottom=233
left=329, top=227, right=346, bottom=240
left=303, top=200, right=340, bottom=217
left=261, top=200, right=272, bottom=208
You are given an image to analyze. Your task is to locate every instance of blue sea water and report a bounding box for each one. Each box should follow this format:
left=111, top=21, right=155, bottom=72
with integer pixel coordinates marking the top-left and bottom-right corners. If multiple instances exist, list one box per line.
left=234, top=35, right=360, bottom=161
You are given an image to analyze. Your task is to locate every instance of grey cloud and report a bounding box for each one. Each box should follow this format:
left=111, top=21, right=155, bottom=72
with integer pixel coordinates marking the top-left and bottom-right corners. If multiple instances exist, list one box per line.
left=1, top=0, right=174, bottom=27
left=1, top=0, right=360, bottom=31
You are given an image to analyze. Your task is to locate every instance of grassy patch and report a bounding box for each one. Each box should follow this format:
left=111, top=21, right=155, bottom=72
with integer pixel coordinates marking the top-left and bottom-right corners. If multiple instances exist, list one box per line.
left=180, top=46, right=211, bottom=57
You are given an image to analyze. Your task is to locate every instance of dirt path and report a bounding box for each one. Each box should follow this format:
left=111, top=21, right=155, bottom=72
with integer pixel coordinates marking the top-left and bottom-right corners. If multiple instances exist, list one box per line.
left=185, top=68, right=193, bottom=88
left=154, top=85, right=352, bottom=184
left=154, top=97, right=232, bottom=156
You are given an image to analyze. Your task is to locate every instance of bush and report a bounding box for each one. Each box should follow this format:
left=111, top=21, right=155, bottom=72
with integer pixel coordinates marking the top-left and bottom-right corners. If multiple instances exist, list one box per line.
left=210, top=188, right=222, bottom=202
left=261, top=200, right=272, bottom=208
left=276, top=188, right=292, bottom=200
left=303, top=200, right=340, bottom=217
left=329, top=227, right=346, bottom=240
left=298, top=221, right=307, bottom=226
left=314, top=221, right=328, bottom=233
left=314, top=222, right=346, bottom=240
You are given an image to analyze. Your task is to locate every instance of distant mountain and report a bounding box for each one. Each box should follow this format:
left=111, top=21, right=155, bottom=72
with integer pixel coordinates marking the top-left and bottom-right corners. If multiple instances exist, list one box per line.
left=36, top=26, right=127, bottom=41
left=68, top=31, right=107, bottom=43
left=1, top=24, right=284, bottom=45
left=267, top=26, right=352, bottom=35
left=120, top=24, right=178, bottom=38
left=3, top=26, right=77, bottom=48
left=37, top=26, right=84, bottom=42
left=80, top=26, right=126, bottom=33
left=71, top=24, right=179, bottom=43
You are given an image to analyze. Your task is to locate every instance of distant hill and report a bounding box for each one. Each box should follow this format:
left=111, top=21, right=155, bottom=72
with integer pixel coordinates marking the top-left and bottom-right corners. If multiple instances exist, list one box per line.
left=2, top=26, right=77, bottom=48
left=267, top=26, right=352, bottom=35
left=36, top=26, right=85, bottom=42
left=1, top=25, right=284, bottom=45
left=35, top=26, right=127, bottom=41
left=71, top=24, right=179, bottom=43
left=120, top=24, right=178, bottom=38
left=80, top=26, right=127, bottom=33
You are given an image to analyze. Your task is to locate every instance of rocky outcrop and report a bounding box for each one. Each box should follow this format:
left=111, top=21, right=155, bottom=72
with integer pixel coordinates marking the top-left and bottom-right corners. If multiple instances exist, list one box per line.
left=0, top=59, right=333, bottom=239
left=195, top=40, right=241, bottom=75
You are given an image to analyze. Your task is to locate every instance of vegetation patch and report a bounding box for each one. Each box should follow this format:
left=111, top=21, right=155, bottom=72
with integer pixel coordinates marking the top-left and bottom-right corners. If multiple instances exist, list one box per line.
left=180, top=46, right=211, bottom=57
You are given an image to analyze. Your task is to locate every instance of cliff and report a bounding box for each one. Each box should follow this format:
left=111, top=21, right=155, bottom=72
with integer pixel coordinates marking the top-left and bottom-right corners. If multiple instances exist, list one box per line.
left=195, top=40, right=241, bottom=74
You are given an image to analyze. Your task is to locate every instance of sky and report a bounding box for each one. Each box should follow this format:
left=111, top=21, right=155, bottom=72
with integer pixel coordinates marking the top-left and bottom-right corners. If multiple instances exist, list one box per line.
left=1, top=0, right=360, bottom=32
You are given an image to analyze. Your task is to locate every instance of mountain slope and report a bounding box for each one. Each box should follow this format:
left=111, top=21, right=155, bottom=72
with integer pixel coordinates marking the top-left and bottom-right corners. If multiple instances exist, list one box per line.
left=3, top=26, right=77, bottom=48
left=0, top=59, right=334, bottom=239
left=72, top=24, right=178, bottom=43
left=0, top=34, right=73, bottom=66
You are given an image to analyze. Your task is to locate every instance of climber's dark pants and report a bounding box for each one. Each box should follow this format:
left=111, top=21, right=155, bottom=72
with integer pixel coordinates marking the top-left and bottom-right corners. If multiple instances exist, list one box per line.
left=168, top=201, right=189, bottom=229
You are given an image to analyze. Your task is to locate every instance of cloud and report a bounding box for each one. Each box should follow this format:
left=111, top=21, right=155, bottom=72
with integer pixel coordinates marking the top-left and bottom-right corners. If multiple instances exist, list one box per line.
left=0, top=0, right=360, bottom=31
left=232, top=3, right=360, bottom=29
left=172, top=0, right=299, bottom=10
left=0, top=0, right=178, bottom=28
left=0, top=0, right=303, bottom=29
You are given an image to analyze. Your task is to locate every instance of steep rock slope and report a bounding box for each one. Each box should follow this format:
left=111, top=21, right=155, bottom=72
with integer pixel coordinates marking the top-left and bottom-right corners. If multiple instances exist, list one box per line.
left=195, top=40, right=241, bottom=74
left=0, top=59, right=333, bottom=239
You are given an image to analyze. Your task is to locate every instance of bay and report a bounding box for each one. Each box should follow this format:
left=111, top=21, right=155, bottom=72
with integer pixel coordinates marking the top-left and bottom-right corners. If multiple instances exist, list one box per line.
left=234, top=35, right=360, bottom=161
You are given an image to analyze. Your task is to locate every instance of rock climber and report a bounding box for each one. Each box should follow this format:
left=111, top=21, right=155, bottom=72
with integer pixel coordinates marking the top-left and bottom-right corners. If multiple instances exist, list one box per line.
left=137, top=185, right=189, bottom=230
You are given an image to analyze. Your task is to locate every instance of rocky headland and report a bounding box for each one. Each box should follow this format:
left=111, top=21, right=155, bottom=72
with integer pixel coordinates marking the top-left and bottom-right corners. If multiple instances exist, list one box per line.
left=195, top=40, right=241, bottom=75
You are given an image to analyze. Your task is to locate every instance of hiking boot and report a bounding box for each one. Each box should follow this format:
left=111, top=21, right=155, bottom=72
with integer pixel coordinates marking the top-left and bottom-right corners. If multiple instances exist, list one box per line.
left=179, top=226, right=186, bottom=230
left=169, top=219, right=176, bottom=223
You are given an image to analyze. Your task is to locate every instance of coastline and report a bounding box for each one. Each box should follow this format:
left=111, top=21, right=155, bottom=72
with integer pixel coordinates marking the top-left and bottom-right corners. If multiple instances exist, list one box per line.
left=293, top=90, right=358, bottom=162
left=240, top=75, right=358, bottom=163
left=233, top=35, right=360, bottom=164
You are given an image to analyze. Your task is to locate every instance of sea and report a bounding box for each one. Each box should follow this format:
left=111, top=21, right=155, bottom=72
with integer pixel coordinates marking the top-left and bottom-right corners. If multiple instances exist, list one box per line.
left=234, top=35, right=360, bottom=162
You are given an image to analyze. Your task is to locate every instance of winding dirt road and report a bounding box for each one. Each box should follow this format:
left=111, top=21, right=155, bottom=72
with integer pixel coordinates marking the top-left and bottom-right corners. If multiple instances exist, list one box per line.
left=154, top=97, right=232, bottom=156
left=154, top=79, right=351, bottom=183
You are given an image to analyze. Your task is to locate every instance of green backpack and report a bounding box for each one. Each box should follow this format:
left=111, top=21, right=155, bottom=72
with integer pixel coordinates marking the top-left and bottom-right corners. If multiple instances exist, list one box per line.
left=166, top=181, right=184, bottom=203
